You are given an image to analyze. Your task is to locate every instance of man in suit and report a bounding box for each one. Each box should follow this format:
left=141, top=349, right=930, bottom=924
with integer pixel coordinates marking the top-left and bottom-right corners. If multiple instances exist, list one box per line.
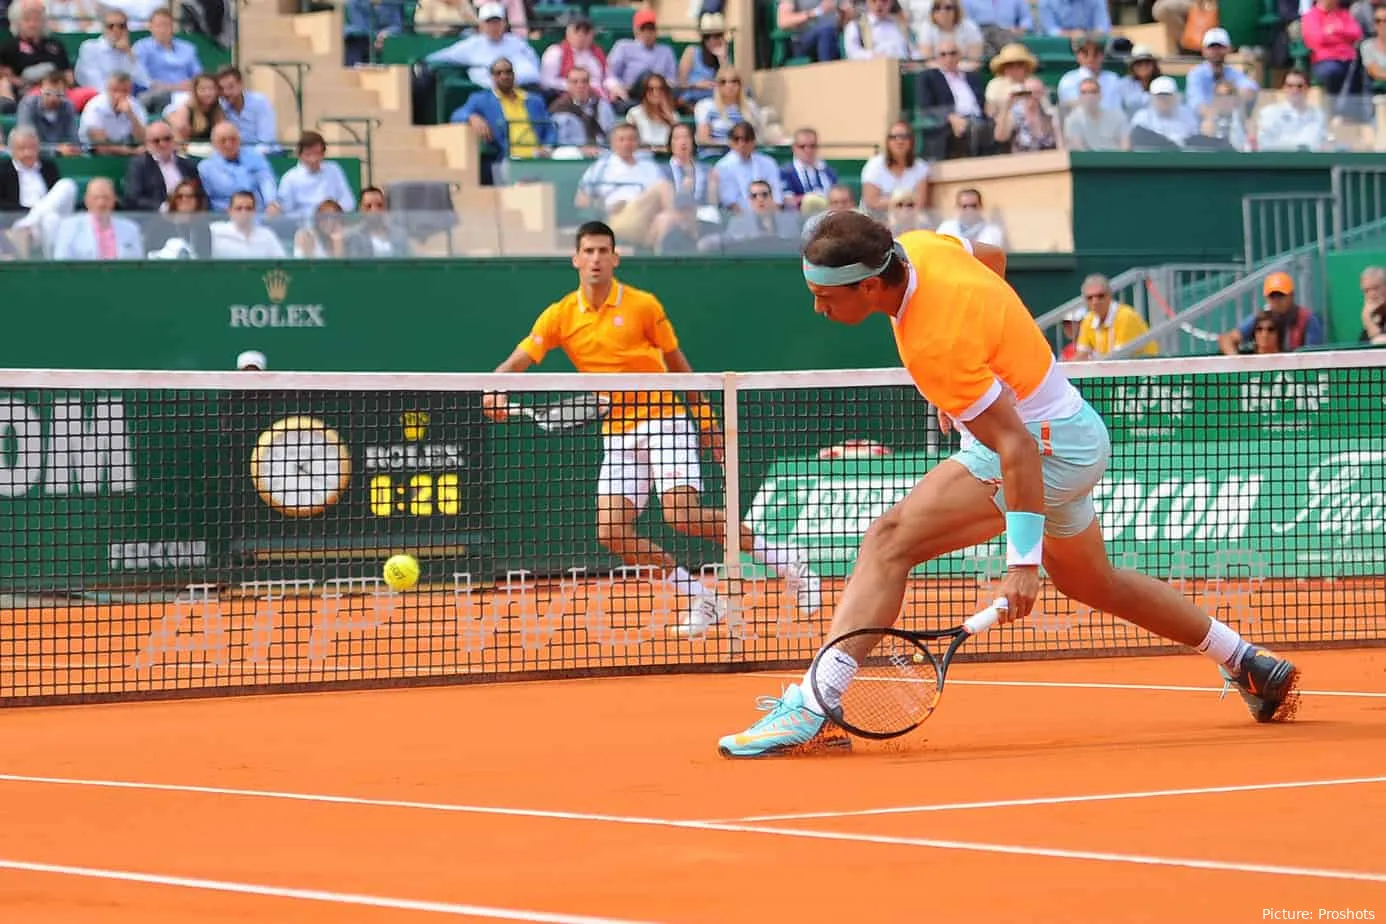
left=779, top=126, right=838, bottom=212
left=122, top=120, right=199, bottom=211
left=51, top=178, right=145, bottom=260
left=342, top=186, right=414, bottom=258
left=0, top=125, right=78, bottom=258
left=916, top=40, right=993, bottom=159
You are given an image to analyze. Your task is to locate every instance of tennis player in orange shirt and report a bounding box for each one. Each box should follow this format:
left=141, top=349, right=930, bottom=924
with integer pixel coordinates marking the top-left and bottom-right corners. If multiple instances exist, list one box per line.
left=483, top=220, right=822, bottom=635
left=719, top=209, right=1301, bottom=758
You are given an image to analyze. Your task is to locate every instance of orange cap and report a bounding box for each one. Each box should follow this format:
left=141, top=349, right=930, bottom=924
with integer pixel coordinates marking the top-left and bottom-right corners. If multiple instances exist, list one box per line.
left=1263, top=272, right=1295, bottom=296
left=633, top=8, right=657, bottom=27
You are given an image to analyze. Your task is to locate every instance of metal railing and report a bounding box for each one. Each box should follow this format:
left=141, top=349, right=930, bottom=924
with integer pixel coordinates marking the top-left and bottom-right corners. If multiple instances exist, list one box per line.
left=1241, top=192, right=1335, bottom=270
left=248, top=60, right=312, bottom=137
left=318, top=116, right=380, bottom=187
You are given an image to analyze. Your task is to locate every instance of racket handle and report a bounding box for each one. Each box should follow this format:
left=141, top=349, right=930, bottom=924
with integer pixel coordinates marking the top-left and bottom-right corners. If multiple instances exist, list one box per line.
left=963, top=598, right=1008, bottom=635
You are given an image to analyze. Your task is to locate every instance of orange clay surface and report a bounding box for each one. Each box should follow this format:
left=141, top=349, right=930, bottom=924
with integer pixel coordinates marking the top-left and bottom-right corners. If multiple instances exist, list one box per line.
left=1, top=647, right=1386, bottom=923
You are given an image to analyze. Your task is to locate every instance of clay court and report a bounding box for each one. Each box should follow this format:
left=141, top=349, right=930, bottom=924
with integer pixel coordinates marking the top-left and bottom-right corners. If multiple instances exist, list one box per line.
left=2, top=575, right=1386, bottom=923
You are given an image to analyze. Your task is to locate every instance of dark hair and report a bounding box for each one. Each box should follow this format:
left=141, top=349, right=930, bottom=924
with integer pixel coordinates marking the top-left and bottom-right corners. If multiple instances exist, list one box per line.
left=215, top=65, right=244, bottom=83
left=802, top=210, right=906, bottom=287
left=297, top=130, right=327, bottom=154
left=574, top=220, right=616, bottom=251
left=229, top=189, right=257, bottom=209
left=361, top=185, right=387, bottom=204
left=1282, top=68, right=1310, bottom=87
left=957, top=187, right=983, bottom=206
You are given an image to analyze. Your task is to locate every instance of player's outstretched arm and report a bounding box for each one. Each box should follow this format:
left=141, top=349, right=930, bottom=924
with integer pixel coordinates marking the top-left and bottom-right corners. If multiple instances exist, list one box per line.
left=971, top=241, right=1007, bottom=279
left=483, top=348, right=536, bottom=421
left=494, top=348, right=535, bottom=374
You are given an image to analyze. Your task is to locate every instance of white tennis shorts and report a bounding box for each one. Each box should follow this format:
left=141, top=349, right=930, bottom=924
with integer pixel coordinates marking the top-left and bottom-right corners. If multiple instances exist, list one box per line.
left=597, top=415, right=703, bottom=511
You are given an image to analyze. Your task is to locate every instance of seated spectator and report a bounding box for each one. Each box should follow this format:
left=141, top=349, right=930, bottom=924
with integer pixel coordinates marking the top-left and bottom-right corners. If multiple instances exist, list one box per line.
left=885, top=185, right=930, bottom=233
left=1129, top=76, right=1199, bottom=149
left=423, top=2, right=540, bottom=91
left=776, top=0, right=846, bottom=63
left=1057, top=34, right=1121, bottom=111
left=713, top=122, right=784, bottom=212
left=958, top=0, right=1034, bottom=57
left=1240, top=309, right=1285, bottom=354
left=625, top=72, right=680, bottom=149
left=452, top=57, right=554, bottom=186
left=198, top=121, right=281, bottom=213
left=277, top=130, right=357, bottom=219
left=134, top=9, right=202, bottom=115
left=859, top=119, right=929, bottom=214
left=1302, top=0, right=1364, bottom=95
left=677, top=14, right=729, bottom=110
left=573, top=122, right=674, bottom=250
left=77, top=71, right=148, bottom=154
left=1185, top=28, right=1259, bottom=115
left=0, top=1, right=77, bottom=98
left=1039, top=0, right=1110, bottom=37
left=550, top=67, right=616, bottom=155
left=167, top=72, right=224, bottom=142
left=935, top=186, right=1006, bottom=246
left=701, top=178, right=801, bottom=251
left=916, top=41, right=993, bottom=158
left=1072, top=274, right=1158, bottom=358
left=1218, top=271, right=1324, bottom=355
left=211, top=189, right=288, bottom=258
left=143, top=178, right=212, bottom=256
left=74, top=10, right=149, bottom=92
left=1063, top=76, right=1129, bottom=149
left=343, top=0, right=404, bottom=67
left=1252, top=70, right=1327, bottom=151
left=694, top=66, right=766, bottom=146
left=1199, top=80, right=1251, bottom=150
left=825, top=183, right=856, bottom=211
left=780, top=127, right=837, bottom=211
left=539, top=12, right=607, bottom=101
left=1361, top=7, right=1386, bottom=80
left=604, top=8, right=678, bottom=110
left=0, top=126, right=77, bottom=257
left=984, top=42, right=1038, bottom=119
left=846, top=0, right=916, bottom=61
left=652, top=122, right=719, bottom=252
left=916, top=0, right=983, bottom=69
left=122, top=120, right=198, bottom=210
left=51, top=177, right=144, bottom=260
left=15, top=70, right=81, bottom=151
left=216, top=65, right=279, bottom=151
left=344, top=186, right=415, bottom=258
left=293, top=199, right=346, bottom=258
left=994, top=77, right=1061, bottom=152
left=1360, top=265, right=1386, bottom=343
left=1116, top=45, right=1160, bottom=116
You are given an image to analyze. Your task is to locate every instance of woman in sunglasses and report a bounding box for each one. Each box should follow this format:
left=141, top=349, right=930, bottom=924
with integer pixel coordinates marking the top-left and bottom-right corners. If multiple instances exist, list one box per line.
left=915, top=0, right=983, bottom=70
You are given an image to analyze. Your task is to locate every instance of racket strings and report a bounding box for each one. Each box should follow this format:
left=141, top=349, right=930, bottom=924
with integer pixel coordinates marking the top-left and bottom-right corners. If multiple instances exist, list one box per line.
left=831, top=633, right=941, bottom=737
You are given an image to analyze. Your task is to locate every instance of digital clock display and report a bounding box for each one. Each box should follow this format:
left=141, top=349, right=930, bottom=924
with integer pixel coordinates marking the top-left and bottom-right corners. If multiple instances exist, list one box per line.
left=368, top=473, right=464, bottom=517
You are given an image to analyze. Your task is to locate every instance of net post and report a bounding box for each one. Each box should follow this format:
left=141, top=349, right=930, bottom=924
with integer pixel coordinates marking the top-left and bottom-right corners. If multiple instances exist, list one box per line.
left=721, top=372, right=742, bottom=614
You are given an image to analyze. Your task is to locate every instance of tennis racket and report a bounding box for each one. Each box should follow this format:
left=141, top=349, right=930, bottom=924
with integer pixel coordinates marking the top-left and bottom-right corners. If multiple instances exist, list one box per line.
left=808, top=599, right=1008, bottom=740
left=507, top=394, right=611, bottom=432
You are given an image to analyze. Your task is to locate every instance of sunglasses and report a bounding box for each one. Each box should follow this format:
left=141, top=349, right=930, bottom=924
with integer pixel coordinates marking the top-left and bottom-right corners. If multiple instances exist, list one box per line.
left=492, top=67, right=514, bottom=75
left=1284, top=81, right=1307, bottom=88
left=105, top=21, right=127, bottom=29
left=1255, top=324, right=1278, bottom=332
left=938, top=49, right=960, bottom=56
left=749, top=190, right=771, bottom=199
left=893, top=200, right=916, bottom=208
left=1084, top=292, right=1111, bottom=300
left=888, top=132, right=911, bottom=140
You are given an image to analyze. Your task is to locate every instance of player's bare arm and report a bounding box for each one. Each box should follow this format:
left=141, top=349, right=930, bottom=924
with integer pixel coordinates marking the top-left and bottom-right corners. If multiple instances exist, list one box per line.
left=957, top=392, right=1044, bottom=621
left=970, top=240, right=1007, bottom=278
left=663, top=348, right=723, bottom=463
left=483, top=348, right=536, bottom=420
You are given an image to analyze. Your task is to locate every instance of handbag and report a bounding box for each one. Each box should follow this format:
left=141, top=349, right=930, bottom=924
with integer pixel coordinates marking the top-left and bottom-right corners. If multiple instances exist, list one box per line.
left=1181, top=0, right=1220, bottom=54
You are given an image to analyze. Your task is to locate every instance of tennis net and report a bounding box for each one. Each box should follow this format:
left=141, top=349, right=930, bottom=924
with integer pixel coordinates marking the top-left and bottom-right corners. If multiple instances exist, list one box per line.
left=2, top=350, right=1384, bottom=706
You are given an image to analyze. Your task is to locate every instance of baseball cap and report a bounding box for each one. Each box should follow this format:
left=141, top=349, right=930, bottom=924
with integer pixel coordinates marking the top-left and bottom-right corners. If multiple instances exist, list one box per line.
left=632, top=8, right=657, bottom=28
left=1263, top=271, right=1295, bottom=296
left=1202, top=27, right=1231, bottom=48
left=1065, top=307, right=1088, bottom=322
left=1149, top=75, right=1178, bottom=95
left=237, top=350, right=267, bottom=370
left=477, top=2, right=506, bottom=21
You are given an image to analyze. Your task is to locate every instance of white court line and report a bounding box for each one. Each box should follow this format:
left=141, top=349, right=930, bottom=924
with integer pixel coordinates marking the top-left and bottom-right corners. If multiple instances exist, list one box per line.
left=0, top=859, right=659, bottom=923
left=752, top=673, right=1386, bottom=699
left=715, top=775, right=1386, bottom=823
left=2, top=773, right=1385, bottom=886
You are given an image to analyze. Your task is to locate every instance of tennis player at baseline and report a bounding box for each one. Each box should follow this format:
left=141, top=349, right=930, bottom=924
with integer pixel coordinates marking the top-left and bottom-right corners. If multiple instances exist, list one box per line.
left=719, top=210, right=1301, bottom=758
left=482, top=220, right=822, bottom=635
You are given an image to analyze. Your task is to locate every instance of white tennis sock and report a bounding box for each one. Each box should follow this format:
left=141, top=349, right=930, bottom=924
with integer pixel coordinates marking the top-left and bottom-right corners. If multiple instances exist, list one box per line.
left=669, top=566, right=702, bottom=598
left=752, top=535, right=794, bottom=574
left=799, top=649, right=858, bottom=714
left=1195, top=618, right=1250, bottom=670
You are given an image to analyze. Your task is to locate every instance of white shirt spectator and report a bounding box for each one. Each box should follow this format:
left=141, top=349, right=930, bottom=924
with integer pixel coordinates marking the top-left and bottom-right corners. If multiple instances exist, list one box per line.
left=1255, top=101, right=1329, bottom=151
left=77, top=92, right=149, bottom=144
left=943, top=69, right=983, bottom=117
left=277, top=160, right=356, bottom=219
left=914, top=19, right=985, bottom=55
left=211, top=221, right=289, bottom=258
left=859, top=154, right=930, bottom=200
left=1057, top=67, right=1122, bottom=110
left=845, top=13, right=916, bottom=60
left=936, top=215, right=1006, bottom=247
left=74, top=37, right=150, bottom=90
left=1063, top=105, right=1128, bottom=150
left=1131, top=104, right=1200, bottom=146
left=152, top=152, right=185, bottom=197
left=16, top=161, right=50, bottom=209
left=577, top=152, right=663, bottom=212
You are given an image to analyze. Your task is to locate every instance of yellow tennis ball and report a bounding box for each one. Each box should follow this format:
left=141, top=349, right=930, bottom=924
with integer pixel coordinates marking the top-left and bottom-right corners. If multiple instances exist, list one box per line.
left=912, top=652, right=926, bottom=664
left=383, top=554, right=420, bottom=591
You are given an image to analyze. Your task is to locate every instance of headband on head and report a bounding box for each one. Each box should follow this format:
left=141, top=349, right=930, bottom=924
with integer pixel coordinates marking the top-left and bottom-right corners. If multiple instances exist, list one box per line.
left=803, top=240, right=906, bottom=287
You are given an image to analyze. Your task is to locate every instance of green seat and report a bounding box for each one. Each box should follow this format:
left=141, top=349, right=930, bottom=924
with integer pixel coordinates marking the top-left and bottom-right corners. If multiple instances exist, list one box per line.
left=434, top=71, right=482, bottom=124
left=0, top=113, right=17, bottom=141
left=588, top=5, right=635, bottom=34
left=379, top=32, right=455, bottom=65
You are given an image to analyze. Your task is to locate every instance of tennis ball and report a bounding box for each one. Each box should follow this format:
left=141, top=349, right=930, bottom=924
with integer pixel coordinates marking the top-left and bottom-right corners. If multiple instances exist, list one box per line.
left=383, top=554, right=420, bottom=591
left=912, top=652, right=925, bottom=664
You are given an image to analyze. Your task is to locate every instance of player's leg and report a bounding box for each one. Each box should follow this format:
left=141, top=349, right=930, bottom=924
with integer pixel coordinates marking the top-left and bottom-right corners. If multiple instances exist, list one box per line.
left=717, top=459, right=1006, bottom=757
left=1042, top=515, right=1300, bottom=723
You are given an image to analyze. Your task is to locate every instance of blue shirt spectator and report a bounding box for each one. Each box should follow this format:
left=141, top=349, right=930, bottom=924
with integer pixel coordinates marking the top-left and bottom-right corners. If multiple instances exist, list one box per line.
left=198, top=123, right=281, bottom=212
left=603, top=10, right=679, bottom=100
left=1183, top=30, right=1261, bottom=112
left=963, top=0, right=1034, bottom=30
left=345, top=0, right=404, bottom=66
left=713, top=128, right=785, bottom=210
left=133, top=13, right=202, bottom=91
left=1039, top=0, right=1110, bottom=36
left=216, top=66, right=280, bottom=150
left=453, top=85, right=555, bottom=157
left=74, top=12, right=151, bottom=92
left=425, top=3, right=540, bottom=89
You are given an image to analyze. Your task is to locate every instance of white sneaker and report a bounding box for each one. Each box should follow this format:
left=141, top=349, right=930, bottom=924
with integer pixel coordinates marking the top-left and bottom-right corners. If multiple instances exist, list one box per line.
left=669, top=589, right=724, bottom=638
left=785, top=556, right=823, bottom=618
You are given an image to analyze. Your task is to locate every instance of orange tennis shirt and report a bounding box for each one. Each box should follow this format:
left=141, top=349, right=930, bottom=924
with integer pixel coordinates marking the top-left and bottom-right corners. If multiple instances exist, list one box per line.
left=891, top=230, right=1084, bottom=432
left=518, top=281, right=683, bottom=434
